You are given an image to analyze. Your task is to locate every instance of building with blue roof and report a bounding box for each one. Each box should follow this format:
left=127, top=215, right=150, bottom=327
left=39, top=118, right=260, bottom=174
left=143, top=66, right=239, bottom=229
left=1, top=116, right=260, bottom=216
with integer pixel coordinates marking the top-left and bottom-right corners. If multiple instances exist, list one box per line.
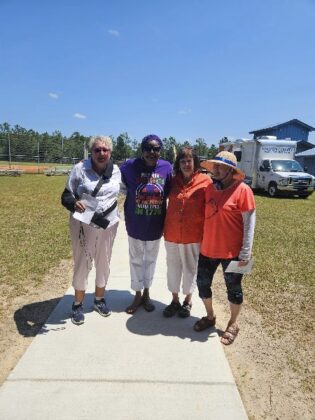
left=249, top=119, right=314, bottom=154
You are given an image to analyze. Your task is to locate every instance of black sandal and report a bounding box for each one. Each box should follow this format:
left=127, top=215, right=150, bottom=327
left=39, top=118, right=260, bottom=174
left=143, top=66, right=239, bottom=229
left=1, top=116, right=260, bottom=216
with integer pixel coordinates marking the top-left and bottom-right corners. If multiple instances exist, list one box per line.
left=163, top=301, right=181, bottom=318
left=142, top=296, right=155, bottom=312
left=126, top=296, right=143, bottom=314
left=178, top=301, right=192, bottom=318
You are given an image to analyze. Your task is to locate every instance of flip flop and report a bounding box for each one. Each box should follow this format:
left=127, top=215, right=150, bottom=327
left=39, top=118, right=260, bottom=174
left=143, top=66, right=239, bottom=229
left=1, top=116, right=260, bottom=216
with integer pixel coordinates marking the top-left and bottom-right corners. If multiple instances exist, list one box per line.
left=221, top=325, right=239, bottom=345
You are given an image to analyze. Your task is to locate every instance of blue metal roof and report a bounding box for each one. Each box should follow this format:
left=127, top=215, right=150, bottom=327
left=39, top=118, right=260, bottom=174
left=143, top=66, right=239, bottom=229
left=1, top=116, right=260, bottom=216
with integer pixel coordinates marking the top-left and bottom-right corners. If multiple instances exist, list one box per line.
left=295, top=148, right=315, bottom=157
left=249, top=119, right=315, bottom=134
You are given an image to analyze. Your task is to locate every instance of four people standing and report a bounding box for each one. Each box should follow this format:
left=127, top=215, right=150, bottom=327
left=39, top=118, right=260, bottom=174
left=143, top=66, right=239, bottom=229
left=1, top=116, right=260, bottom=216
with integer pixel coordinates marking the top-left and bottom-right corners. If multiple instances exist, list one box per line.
left=62, top=138, right=255, bottom=346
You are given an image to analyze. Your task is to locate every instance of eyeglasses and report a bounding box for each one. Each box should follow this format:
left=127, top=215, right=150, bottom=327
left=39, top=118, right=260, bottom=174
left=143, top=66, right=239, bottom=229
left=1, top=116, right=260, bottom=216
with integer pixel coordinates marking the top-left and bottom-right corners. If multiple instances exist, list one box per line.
left=143, top=146, right=161, bottom=153
left=93, top=147, right=110, bottom=153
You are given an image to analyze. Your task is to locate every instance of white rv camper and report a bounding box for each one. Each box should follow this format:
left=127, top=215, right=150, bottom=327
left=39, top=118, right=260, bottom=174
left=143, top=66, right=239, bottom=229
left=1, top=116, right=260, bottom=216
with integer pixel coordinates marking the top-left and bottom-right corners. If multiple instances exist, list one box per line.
left=221, top=137, right=314, bottom=198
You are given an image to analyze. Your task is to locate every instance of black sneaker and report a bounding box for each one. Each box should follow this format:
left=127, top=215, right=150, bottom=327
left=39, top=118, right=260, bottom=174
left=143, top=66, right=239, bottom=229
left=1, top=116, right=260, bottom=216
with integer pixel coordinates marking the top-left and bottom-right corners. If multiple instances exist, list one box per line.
left=163, top=301, right=181, bottom=318
left=71, top=302, right=85, bottom=325
left=94, top=298, right=111, bottom=317
left=178, top=301, right=192, bottom=318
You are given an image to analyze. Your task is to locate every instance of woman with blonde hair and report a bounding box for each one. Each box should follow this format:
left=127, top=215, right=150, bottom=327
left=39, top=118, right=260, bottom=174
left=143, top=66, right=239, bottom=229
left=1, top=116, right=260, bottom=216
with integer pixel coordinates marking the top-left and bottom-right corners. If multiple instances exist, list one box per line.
left=61, top=135, right=121, bottom=325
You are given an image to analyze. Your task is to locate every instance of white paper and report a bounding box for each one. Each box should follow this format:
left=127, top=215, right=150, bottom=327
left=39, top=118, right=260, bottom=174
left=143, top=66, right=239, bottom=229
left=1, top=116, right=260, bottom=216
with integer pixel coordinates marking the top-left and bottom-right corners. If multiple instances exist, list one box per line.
left=225, top=258, right=254, bottom=274
left=73, top=193, right=98, bottom=225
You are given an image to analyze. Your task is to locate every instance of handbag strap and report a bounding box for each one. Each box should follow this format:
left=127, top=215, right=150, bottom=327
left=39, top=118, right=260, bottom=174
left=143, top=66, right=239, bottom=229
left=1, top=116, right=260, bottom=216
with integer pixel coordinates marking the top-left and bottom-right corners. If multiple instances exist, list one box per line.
left=91, top=160, right=114, bottom=197
left=101, top=200, right=118, bottom=217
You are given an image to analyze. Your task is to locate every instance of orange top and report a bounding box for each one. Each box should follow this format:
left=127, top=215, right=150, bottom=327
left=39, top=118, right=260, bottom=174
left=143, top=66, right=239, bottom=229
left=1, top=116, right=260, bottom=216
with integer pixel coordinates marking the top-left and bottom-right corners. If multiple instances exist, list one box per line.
left=164, top=172, right=211, bottom=244
left=201, top=182, right=255, bottom=258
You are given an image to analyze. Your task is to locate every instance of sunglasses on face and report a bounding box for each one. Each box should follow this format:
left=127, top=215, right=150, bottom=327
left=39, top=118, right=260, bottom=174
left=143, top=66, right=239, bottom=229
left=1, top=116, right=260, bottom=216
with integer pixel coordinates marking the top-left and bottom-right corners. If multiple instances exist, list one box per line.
left=143, top=146, right=161, bottom=153
left=93, top=147, right=110, bottom=153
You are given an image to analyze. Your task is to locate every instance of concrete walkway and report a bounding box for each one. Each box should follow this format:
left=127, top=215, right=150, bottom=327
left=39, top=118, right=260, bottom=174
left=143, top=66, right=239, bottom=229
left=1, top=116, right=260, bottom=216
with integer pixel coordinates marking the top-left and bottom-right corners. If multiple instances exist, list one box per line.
left=0, top=222, right=248, bottom=420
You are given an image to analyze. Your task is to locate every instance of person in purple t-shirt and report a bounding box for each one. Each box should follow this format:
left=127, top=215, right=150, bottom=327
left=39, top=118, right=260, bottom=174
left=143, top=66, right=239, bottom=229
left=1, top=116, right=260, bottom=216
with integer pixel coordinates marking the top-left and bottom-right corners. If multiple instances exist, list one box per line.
left=120, top=134, right=173, bottom=314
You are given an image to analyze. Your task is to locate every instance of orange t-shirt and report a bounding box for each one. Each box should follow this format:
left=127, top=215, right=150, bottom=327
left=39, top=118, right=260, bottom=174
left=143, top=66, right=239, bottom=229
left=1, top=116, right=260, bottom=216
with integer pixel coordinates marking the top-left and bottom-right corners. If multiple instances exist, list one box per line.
left=164, top=172, right=211, bottom=244
left=200, top=182, right=255, bottom=258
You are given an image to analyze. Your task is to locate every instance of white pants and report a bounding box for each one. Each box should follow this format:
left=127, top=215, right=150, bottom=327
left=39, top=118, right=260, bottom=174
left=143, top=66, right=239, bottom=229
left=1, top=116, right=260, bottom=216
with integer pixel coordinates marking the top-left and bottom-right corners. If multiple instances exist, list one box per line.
left=70, top=218, right=118, bottom=291
left=164, top=241, right=200, bottom=295
left=128, top=236, right=161, bottom=291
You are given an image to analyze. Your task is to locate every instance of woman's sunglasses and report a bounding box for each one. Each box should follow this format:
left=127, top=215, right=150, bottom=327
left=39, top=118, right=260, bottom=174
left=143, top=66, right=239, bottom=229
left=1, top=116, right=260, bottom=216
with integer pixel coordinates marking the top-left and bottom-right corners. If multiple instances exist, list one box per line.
left=143, top=146, right=161, bottom=153
left=93, top=147, right=110, bottom=153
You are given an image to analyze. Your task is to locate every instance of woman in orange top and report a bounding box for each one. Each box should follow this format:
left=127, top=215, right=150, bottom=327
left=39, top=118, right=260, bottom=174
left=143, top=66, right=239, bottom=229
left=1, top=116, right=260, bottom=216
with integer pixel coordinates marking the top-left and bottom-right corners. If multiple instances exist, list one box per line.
left=163, top=148, right=211, bottom=318
left=194, top=151, right=256, bottom=345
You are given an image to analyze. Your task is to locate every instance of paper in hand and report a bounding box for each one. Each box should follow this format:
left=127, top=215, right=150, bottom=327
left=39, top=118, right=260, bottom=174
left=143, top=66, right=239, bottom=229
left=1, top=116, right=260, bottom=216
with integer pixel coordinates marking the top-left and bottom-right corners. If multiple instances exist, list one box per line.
left=73, top=193, right=98, bottom=225
left=225, top=259, right=254, bottom=274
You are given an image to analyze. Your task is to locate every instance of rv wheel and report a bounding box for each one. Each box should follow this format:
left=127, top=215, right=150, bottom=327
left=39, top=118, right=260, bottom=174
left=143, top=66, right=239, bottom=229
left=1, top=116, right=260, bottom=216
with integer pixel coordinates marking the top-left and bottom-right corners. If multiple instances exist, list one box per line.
left=268, top=182, right=278, bottom=197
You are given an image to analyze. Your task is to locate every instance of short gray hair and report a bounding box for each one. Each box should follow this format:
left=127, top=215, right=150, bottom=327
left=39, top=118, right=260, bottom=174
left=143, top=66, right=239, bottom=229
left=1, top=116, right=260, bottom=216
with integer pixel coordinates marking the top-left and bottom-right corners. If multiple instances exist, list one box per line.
left=89, top=135, right=113, bottom=151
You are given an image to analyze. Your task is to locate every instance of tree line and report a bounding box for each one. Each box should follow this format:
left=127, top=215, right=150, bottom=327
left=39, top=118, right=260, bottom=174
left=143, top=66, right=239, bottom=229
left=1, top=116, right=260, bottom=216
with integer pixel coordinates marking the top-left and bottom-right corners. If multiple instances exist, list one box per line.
left=0, top=122, right=218, bottom=164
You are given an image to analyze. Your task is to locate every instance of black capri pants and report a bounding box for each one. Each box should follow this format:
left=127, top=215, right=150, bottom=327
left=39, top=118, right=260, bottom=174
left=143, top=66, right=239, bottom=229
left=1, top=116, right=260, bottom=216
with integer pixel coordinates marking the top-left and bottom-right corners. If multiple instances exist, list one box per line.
left=196, top=253, right=243, bottom=305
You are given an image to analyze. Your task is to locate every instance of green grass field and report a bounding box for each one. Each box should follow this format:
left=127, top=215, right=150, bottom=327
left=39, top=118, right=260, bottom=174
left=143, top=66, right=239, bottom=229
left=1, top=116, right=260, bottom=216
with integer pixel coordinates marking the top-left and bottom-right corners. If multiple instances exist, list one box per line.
left=0, top=175, right=72, bottom=300
left=247, top=193, right=315, bottom=333
left=0, top=175, right=314, bottom=336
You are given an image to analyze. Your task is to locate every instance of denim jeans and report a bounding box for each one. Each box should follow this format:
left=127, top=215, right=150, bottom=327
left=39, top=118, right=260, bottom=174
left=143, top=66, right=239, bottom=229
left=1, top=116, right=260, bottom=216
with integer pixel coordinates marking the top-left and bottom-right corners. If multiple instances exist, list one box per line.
left=196, top=253, right=243, bottom=304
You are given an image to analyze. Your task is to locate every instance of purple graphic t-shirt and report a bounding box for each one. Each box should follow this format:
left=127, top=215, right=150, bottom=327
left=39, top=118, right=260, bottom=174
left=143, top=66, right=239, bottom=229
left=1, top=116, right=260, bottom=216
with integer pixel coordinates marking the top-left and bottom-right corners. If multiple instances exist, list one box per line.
left=120, top=158, right=173, bottom=241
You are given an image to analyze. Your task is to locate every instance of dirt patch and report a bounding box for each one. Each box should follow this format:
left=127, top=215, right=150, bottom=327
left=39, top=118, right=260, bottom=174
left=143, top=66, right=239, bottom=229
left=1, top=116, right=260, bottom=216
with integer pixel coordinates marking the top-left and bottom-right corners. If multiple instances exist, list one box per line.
left=0, top=259, right=72, bottom=384
left=212, top=270, right=314, bottom=420
left=0, top=262, right=314, bottom=419
left=0, top=165, right=49, bottom=173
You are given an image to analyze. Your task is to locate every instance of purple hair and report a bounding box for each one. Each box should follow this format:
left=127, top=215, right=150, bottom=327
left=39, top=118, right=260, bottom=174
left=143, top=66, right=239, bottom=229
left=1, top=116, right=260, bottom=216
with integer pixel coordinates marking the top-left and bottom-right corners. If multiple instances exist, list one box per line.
left=141, top=134, right=163, bottom=151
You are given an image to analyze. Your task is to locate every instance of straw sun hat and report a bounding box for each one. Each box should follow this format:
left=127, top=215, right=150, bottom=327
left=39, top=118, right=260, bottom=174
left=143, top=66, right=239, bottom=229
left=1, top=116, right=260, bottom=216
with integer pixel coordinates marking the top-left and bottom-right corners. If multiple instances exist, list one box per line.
left=200, top=151, right=245, bottom=181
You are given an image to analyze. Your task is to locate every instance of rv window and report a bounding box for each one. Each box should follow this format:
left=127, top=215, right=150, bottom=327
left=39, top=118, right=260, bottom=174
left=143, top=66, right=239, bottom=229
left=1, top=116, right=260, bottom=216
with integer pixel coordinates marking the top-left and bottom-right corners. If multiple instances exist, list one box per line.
left=262, top=160, right=271, bottom=169
left=234, top=151, right=242, bottom=162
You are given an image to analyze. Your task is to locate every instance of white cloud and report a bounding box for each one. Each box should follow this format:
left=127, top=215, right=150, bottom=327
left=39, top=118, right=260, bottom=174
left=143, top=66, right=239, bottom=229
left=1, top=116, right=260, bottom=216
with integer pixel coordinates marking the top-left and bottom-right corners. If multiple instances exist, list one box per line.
left=73, top=113, right=87, bottom=119
left=48, top=92, right=59, bottom=99
left=178, top=108, right=192, bottom=115
left=108, top=29, right=120, bottom=37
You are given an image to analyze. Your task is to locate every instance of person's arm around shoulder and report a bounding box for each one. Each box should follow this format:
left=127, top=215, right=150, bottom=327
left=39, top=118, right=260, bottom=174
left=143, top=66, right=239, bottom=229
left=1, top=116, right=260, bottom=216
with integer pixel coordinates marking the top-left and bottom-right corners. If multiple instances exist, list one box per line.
left=164, top=160, right=174, bottom=197
left=119, top=161, right=129, bottom=195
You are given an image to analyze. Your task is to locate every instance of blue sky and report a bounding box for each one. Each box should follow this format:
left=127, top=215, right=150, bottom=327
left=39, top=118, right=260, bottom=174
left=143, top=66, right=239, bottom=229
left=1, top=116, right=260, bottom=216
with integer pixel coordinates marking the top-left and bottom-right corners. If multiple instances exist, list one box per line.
left=1, top=0, right=315, bottom=145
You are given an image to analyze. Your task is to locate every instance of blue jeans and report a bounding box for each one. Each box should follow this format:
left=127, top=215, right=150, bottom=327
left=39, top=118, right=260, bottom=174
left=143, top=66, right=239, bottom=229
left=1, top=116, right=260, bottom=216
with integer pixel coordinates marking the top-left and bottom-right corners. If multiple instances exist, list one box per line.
left=197, top=254, right=243, bottom=305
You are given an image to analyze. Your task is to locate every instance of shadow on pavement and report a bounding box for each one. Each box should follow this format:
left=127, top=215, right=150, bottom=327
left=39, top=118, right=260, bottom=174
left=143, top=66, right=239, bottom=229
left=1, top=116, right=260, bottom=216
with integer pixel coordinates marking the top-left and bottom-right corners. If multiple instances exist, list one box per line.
left=126, top=299, right=216, bottom=343
left=14, top=297, right=67, bottom=337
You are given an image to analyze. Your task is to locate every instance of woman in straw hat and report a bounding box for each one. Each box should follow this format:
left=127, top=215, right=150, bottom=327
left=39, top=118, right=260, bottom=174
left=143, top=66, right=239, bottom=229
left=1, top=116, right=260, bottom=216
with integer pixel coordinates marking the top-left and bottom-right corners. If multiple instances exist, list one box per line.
left=194, top=151, right=256, bottom=345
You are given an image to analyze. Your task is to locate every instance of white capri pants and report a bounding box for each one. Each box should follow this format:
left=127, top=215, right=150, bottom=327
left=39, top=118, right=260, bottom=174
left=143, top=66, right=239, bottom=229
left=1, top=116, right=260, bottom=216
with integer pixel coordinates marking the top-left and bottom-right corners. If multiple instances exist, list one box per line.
left=128, top=236, right=161, bottom=291
left=70, top=217, right=118, bottom=291
left=164, top=241, right=200, bottom=295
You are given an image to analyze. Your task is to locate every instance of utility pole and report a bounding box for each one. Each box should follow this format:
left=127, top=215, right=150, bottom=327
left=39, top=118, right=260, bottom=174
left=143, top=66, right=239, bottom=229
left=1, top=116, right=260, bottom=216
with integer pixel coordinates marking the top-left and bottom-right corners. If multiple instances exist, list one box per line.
left=8, top=133, right=11, bottom=168
left=37, top=141, right=40, bottom=173
left=84, top=141, right=88, bottom=160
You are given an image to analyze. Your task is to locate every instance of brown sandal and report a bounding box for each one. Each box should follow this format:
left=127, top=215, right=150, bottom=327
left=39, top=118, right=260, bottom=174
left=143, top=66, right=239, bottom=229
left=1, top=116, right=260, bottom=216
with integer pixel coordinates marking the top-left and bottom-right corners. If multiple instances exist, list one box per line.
left=193, top=316, right=216, bottom=332
left=221, top=325, right=239, bottom=345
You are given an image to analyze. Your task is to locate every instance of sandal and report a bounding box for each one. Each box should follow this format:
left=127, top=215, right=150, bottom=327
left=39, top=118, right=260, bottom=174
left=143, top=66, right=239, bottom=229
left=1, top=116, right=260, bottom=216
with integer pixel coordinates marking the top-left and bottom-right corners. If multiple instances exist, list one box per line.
left=126, top=296, right=143, bottom=314
left=178, top=301, right=192, bottom=318
left=221, top=324, right=239, bottom=345
left=163, top=301, right=181, bottom=318
left=142, top=296, right=155, bottom=312
left=193, top=316, right=216, bottom=332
